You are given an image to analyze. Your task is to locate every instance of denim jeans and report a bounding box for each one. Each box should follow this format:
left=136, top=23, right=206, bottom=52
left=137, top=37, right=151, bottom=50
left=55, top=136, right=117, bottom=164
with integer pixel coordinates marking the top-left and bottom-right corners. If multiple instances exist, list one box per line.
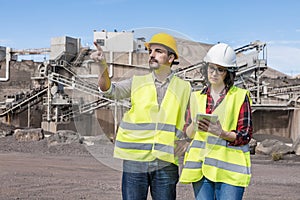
left=122, top=159, right=179, bottom=200
left=192, top=176, right=245, bottom=200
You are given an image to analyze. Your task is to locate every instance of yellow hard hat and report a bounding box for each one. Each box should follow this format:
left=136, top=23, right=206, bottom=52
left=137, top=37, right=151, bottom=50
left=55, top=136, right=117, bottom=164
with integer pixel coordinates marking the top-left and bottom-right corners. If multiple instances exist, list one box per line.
left=144, top=33, right=179, bottom=59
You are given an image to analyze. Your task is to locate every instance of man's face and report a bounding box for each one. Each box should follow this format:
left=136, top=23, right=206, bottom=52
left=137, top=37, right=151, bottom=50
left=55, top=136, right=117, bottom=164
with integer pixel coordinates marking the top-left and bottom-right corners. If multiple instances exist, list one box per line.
left=148, top=44, right=173, bottom=70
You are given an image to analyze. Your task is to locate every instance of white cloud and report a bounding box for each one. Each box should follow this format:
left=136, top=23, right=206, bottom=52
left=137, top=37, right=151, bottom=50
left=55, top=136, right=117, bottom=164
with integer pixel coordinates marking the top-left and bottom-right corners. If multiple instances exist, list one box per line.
left=268, top=40, right=300, bottom=45
left=0, top=39, right=16, bottom=48
left=267, top=45, right=300, bottom=76
left=0, top=39, right=11, bottom=46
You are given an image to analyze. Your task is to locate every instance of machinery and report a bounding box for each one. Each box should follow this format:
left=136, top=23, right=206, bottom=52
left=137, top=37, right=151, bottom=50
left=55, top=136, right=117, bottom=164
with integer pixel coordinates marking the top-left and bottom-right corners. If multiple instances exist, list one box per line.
left=1, top=36, right=300, bottom=136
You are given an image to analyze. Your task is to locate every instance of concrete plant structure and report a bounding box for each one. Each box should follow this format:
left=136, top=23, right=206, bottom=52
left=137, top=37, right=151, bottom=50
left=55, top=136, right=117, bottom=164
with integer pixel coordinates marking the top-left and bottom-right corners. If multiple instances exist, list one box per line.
left=0, top=30, right=300, bottom=142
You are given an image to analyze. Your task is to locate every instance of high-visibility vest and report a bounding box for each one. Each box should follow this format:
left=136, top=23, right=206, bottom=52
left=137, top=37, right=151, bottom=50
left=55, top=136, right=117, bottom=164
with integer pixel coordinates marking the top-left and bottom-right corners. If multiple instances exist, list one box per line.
left=180, top=86, right=252, bottom=187
left=114, top=73, right=191, bottom=165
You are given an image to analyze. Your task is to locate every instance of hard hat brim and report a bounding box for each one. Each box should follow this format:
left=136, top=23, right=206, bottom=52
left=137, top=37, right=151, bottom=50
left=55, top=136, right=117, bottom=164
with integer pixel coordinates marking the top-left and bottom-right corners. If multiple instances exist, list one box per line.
left=144, top=42, right=178, bottom=59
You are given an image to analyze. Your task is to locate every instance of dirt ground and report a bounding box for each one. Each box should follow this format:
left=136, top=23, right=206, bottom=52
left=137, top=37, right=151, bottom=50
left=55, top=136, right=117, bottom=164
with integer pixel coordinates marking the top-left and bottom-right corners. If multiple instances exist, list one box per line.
left=1, top=130, right=300, bottom=200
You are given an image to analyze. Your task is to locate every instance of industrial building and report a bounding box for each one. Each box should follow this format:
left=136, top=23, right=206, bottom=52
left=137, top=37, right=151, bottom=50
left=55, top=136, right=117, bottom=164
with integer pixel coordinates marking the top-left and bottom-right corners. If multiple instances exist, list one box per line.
left=0, top=30, right=300, bottom=142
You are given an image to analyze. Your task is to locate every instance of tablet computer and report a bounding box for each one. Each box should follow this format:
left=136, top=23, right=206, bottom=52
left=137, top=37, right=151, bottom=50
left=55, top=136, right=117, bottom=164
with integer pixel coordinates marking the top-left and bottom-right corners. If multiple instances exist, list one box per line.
left=196, top=113, right=218, bottom=123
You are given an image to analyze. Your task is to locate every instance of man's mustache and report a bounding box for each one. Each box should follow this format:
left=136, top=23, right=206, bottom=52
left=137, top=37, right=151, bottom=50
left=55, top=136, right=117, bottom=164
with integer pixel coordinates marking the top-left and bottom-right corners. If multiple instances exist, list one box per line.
left=149, top=58, right=158, bottom=63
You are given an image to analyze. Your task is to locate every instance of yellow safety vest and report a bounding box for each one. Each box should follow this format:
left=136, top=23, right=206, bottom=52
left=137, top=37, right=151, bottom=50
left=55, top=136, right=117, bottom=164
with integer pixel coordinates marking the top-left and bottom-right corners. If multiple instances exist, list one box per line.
left=180, top=86, right=252, bottom=187
left=114, top=73, right=191, bottom=165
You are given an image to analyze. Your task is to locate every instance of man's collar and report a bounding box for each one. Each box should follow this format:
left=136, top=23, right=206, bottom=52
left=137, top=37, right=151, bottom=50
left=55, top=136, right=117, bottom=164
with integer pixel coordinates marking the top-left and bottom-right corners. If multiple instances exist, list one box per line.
left=152, top=71, right=175, bottom=83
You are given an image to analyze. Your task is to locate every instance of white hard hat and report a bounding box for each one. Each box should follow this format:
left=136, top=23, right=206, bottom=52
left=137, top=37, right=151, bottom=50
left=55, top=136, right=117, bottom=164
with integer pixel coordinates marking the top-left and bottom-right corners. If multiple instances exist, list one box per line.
left=203, top=43, right=237, bottom=68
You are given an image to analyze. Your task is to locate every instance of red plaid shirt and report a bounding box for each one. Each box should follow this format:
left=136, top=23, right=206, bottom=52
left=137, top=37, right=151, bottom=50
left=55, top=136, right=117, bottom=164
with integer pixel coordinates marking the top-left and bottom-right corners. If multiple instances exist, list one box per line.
left=184, top=86, right=253, bottom=146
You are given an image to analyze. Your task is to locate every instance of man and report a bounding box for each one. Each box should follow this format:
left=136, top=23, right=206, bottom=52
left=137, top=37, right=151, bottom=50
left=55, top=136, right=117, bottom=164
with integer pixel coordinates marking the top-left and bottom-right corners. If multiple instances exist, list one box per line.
left=91, top=32, right=191, bottom=200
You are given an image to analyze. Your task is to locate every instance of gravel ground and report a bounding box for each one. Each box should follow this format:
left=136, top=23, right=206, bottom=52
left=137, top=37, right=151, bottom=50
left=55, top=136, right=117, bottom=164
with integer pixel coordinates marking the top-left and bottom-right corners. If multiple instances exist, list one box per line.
left=1, top=123, right=300, bottom=200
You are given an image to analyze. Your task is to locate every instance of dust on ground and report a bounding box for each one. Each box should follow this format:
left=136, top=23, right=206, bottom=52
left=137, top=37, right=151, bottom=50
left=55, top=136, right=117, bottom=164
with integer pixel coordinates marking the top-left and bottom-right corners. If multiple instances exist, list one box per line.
left=0, top=123, right=300, bottom=200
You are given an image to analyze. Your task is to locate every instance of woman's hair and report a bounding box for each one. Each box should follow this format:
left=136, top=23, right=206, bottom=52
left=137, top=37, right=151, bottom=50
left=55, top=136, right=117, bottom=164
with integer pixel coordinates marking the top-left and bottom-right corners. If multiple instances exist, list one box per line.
left=201, top=63, right=236, bottom=88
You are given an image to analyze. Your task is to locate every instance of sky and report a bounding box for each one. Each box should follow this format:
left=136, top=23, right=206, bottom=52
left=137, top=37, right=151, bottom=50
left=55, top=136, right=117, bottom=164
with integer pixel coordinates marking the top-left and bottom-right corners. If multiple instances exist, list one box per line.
left=1, top=0, right=300, bottom=76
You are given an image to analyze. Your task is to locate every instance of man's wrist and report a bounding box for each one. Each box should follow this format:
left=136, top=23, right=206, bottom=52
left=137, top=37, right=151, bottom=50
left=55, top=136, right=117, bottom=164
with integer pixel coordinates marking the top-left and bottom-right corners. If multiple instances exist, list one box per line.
left=95, top=59, right=108, bottom=67
left=98, top=83, right=112, bottom=94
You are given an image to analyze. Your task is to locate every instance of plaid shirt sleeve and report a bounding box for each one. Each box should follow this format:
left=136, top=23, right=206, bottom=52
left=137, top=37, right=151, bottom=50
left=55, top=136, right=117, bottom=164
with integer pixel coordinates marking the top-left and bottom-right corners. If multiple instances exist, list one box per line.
left=228, top=94, right=253, bottom=146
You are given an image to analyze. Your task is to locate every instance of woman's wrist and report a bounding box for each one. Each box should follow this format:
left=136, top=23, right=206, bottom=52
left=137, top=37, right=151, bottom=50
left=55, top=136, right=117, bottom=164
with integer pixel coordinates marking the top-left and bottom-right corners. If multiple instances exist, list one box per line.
left=220, top=130, right=236, bottom=142
left=186, top=123, right=196, bottom=139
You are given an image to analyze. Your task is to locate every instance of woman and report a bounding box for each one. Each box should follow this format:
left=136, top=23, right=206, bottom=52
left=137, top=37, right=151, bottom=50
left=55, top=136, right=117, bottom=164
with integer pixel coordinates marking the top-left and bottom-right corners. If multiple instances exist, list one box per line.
left=179, top=43, right=253, bottom=200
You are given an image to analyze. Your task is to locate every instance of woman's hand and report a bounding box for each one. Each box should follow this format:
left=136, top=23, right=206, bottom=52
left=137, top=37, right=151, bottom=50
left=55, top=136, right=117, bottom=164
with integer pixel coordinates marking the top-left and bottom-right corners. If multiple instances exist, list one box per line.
left=197, top=118, right=222, bottom=136
left=197, top=118, right=236, bottom=142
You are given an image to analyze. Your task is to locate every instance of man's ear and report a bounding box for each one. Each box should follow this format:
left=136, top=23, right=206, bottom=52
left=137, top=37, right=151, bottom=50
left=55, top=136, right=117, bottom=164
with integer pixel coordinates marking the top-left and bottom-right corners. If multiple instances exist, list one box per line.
left=168, top=54, right=175, bottom=63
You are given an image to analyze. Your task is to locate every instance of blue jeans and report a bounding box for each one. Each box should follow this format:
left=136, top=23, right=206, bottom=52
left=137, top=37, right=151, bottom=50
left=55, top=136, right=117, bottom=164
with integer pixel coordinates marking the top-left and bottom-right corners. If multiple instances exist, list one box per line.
left=122, top=159, right=179, bottom=200
left=193, top=176, right=245, bottom=200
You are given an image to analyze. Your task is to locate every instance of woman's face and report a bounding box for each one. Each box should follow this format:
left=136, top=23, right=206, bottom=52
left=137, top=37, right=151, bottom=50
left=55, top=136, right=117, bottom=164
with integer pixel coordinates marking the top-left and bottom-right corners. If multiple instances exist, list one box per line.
left=207, top=63, right=227, bottom=86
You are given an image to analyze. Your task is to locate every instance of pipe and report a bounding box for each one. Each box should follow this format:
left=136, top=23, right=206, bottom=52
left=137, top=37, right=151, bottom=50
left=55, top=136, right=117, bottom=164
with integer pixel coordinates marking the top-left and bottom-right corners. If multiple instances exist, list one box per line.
left=109, top=51, right=113, bottom=78
left=0, top=47, right=11, bottom=81
left=129, top=51, right=132, bottom=65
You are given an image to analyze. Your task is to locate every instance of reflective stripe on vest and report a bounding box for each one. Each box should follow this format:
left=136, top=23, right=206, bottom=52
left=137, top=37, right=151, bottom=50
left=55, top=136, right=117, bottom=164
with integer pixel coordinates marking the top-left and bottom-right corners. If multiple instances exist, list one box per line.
left=183, top=161, right=203, bottom=169
left=186, top=140, right=206, bottom=153
left=204, top=157, right=251, bottom=175
left=114, top=73, right=191, bottom=164
left=115, top=140, right=152, bottom=150
left=207, top=136, right=249, bottom=153
left=184, top=136, right=251, bottom=175
left=120, top=121, right=183, bottom=138
left=180, top=86, right=252, bottom=187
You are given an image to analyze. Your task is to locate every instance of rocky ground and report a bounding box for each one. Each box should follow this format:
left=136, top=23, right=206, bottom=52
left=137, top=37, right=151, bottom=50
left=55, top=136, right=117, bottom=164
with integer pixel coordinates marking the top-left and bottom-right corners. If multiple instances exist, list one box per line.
left=0, top=123, right=300, bottom=200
